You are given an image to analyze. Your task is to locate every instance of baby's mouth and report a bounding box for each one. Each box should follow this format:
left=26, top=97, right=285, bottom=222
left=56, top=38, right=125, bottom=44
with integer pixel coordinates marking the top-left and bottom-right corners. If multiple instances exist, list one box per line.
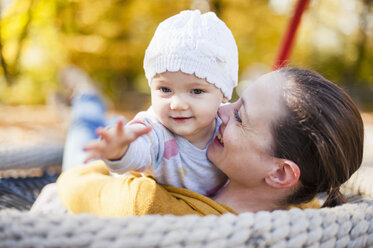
left=171, top=116, right=192, bottom=123
left=171, top=116, right=192, bottom=122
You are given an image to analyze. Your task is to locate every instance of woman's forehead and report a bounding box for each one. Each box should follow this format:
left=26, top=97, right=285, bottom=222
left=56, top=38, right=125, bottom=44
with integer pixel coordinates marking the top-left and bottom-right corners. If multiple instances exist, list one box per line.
left=242, top=72, right=285, bottom=100
left=257, top=71, right=286, bottom=85
left=239, top=71, right=286, bottom=128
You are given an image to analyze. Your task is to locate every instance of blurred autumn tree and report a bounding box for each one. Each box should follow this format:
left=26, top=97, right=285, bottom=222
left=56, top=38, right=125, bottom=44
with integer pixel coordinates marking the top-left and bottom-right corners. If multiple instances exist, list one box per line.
left=292, top=0, right=373, bottom=109
left=0, top=0, right=372, bottom=110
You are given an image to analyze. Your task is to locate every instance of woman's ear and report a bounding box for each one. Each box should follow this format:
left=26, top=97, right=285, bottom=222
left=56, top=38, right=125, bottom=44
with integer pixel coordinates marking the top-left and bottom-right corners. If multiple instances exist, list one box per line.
left=265, top=159, right=300, bottom=189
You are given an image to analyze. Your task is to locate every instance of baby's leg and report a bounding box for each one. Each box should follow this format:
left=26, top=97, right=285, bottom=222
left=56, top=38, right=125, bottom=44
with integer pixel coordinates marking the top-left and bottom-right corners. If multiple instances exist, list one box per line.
left=62, top=94, right=106, bottom=171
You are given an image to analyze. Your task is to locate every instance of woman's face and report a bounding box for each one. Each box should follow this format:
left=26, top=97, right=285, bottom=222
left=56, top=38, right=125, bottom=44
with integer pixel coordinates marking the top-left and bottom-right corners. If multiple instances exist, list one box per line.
left=207, top=72, right=286, bottom=187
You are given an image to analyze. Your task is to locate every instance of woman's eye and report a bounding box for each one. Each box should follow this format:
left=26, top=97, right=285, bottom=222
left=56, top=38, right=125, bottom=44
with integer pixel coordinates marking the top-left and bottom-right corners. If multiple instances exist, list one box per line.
left=160, top=87, right=171, bottom=93
left=192, top=89, right=204, bottom=94
left=234, top=109, right=242, bottom=123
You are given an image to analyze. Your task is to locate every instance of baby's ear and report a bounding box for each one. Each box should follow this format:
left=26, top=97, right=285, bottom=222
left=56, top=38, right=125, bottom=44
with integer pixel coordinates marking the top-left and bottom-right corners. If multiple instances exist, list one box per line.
left=222, top=97, right=229, bottom=103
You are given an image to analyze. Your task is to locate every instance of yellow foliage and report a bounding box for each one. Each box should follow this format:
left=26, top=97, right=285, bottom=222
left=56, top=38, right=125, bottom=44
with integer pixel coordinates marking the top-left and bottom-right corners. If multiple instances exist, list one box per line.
left=0, top=0, right=372, bottom=109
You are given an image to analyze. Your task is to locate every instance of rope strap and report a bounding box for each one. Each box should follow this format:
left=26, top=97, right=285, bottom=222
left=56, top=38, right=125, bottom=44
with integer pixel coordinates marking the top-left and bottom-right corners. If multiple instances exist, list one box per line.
left=0, top=144, right=63, bottom=171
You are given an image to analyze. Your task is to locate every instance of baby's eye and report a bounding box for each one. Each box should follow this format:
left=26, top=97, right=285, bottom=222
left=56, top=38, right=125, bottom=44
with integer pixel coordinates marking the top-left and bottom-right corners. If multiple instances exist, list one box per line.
left=192, top=89, right=204, bottom=94
left=234, top=109, right=242, bottom=123
left=160, top=87, right=171, bottom=93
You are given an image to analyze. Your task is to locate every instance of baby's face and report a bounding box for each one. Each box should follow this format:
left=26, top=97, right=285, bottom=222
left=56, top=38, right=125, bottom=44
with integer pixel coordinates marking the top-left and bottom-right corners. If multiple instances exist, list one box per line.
left=150, top=71, right=226, bottom=144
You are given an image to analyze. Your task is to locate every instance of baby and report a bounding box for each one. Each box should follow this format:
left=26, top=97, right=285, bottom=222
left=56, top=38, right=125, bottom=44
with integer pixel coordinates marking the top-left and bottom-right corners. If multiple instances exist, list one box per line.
left=84, top=10, right=238, bottom=196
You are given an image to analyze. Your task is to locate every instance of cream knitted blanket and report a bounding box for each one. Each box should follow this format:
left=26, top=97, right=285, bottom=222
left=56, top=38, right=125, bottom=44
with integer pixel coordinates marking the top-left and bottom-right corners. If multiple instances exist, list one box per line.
left=0, top=166, right=372, bottom=247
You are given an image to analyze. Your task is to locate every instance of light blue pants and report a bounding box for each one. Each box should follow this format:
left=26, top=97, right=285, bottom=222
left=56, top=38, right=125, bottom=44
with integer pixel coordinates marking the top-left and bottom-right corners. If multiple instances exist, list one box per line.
left=62, top=94, right=123, bottom=171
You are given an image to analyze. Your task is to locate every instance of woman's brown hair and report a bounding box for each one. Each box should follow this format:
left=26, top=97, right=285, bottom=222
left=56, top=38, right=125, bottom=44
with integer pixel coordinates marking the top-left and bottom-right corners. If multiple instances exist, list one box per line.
left=272, top=67, right=364, bottom=207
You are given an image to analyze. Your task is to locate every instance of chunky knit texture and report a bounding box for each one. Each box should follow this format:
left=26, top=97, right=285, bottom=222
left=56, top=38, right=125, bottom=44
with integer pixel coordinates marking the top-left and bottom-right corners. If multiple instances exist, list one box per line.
left=0, top=167, right=373, bottom=247
left=0, top=145, right=373, bottom=247
left=143, top=10, right=238, bottom=100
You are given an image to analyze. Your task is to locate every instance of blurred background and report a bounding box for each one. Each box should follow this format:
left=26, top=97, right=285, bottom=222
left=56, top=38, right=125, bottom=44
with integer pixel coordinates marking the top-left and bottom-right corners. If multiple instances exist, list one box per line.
left=0, top=0, right=372, bottom=111
left=0, top=0, right=373, bottom=111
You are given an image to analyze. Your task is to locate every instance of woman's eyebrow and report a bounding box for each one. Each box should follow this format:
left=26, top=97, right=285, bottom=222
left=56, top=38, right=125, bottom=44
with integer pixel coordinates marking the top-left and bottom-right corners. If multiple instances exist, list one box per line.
left=241, top=98, right=248, bottom=115
left=241, top=98, right=251, bottom=124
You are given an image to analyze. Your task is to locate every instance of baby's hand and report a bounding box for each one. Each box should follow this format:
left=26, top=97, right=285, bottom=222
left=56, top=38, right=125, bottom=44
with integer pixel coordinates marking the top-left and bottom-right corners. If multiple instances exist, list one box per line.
left=83, top=120, right=152, bottom=163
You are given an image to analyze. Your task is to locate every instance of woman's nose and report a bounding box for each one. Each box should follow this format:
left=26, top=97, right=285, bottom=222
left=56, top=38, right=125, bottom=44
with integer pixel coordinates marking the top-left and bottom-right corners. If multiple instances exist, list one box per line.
left=218, top=104, right=231, bottom=124
left=170, top=95, right=188, bottom=110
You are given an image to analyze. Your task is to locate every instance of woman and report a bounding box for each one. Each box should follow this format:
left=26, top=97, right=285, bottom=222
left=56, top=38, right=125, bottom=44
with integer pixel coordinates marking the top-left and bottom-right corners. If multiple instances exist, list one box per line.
left=48, top=67, right=364, bottom=215
left=207, top=67, right=363, bottom=212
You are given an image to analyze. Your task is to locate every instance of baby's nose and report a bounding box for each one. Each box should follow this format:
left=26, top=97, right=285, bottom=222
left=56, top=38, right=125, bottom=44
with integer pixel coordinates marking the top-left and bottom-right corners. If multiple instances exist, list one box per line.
left=170, top=96, right=188, bottom=110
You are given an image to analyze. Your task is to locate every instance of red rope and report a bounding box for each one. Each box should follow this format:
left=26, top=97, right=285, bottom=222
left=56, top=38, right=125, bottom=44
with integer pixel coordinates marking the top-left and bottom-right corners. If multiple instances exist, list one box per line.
left=272, top=0, right=310, bottom=70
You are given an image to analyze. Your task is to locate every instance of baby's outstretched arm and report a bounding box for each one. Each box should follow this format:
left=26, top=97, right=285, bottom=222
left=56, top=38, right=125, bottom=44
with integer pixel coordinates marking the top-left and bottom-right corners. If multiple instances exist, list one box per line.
left=83, top=120, right=152, bottom=163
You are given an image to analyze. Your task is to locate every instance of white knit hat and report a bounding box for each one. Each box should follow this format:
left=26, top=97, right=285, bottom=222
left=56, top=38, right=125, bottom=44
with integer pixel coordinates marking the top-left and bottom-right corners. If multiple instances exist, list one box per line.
left=143, top=10, right=238, bottom=100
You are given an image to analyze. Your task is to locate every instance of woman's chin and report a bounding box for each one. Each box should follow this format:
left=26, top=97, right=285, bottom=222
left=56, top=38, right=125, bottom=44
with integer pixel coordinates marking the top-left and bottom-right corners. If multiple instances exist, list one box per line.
left=207, top=137, right=224, bottom=161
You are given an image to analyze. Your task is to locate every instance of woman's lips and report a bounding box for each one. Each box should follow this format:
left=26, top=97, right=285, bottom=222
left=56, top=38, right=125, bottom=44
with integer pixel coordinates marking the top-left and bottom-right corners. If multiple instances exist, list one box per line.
left=214, top=132, right=224, bottom=147
left=217, top=132, right=224, bottom=144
